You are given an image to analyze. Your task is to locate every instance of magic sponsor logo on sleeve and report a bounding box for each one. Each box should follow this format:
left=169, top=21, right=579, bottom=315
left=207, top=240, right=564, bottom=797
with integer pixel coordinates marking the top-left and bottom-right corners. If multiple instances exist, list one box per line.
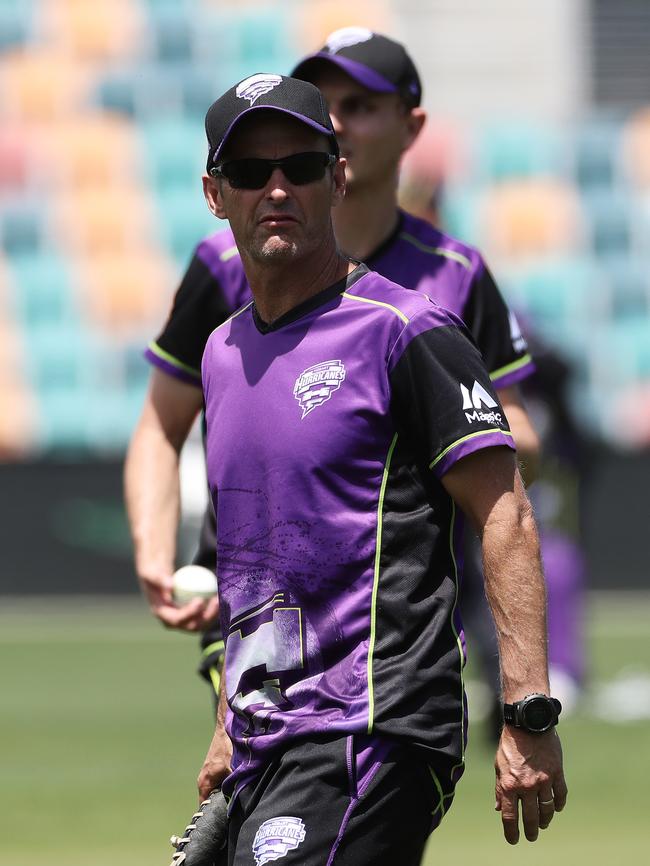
left=460, top=380, right=504, bottom=425
left=294, top=360, right=346, bottom=419
left=252, top=816, right=306, bottom=865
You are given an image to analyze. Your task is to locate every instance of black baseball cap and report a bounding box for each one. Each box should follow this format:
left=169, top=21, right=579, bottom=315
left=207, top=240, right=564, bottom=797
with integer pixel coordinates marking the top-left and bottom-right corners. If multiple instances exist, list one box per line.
left=291, top=27, right=422, bottom=107
left=205, top=73, right=339, bottom=171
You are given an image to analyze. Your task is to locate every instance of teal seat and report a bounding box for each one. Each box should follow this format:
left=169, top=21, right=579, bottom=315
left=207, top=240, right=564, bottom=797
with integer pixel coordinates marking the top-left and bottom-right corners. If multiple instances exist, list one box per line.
left=582, top=188, right=632, bottom=256
left=500, top=259, right=608, bottom=360
left=37, top=386, right=90, bottom=451
left=0, top=197, right=45, bottom=254
left=439, top=188, right=481, bottom=245
left=8, top=253, right=77, bottom=327
left=234, top=11, right=290, bottom=71
left=600, top=255, right=650, bottom=321
left=142, top=118, right=205, bottom=189
left=477, top=122, right=564, bottom=181
left=25, top=323, right=90, bottom=393
left=155, top=186, right=216, bottom=264
left=84, top=385, right=147, bottom=451
left=606, top=320, right=650, bottom=379
left=96, top=75, right=137, bottom=117
left=150, top=8, right=194, bottom=63
left=573, top=117, right=622, bottom=190
left=0, top=4, right=33, bottom=50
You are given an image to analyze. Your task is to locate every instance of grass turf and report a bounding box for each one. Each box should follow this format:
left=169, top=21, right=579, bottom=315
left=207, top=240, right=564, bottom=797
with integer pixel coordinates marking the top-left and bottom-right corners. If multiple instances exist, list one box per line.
left=1, top=593, right=649, bottom=865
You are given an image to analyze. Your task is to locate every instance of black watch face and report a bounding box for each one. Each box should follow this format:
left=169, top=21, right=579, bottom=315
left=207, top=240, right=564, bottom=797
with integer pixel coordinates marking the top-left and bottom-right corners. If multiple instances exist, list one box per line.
left=522, top=696, right=554, bottom=732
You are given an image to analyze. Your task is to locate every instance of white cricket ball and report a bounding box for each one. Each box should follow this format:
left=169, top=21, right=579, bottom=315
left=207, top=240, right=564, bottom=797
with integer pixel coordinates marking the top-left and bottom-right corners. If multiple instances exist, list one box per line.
left=172, top=565, right=218, bottom=604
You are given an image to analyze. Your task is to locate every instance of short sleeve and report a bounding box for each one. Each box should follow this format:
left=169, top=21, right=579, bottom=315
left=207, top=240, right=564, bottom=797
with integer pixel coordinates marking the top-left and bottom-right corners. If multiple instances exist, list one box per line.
left=145, top=252, right=235, bottom=387
left=388, top=310, right=515, bottom=478
left=461, top=260, right=535, bottom=389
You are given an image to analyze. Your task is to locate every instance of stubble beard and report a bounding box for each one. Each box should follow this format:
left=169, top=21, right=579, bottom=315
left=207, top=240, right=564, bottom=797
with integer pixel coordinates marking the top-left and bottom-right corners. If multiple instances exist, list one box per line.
left=250, top=234, right=299, bottom=264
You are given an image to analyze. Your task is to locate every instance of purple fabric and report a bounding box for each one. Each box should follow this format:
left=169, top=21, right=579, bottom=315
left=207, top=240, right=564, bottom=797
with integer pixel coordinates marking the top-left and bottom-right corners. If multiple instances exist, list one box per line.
left=202, top=268, right=507, bottom=800
left=372, top=212, right=480, bottom=315
left=195, top=229, right=252, bottom=312
left=214, top=106, right=335, bottom=162
left=370, top=212, right=535, bottom=387
left=432, top=430, right=515, bottom=479
left=303, top=52, right=397, bottom=93
left=541, top=529, right=586, bottom=683
left=144, top=346, right=201, bottom=386
left=491, top=359, right=536, bottom=389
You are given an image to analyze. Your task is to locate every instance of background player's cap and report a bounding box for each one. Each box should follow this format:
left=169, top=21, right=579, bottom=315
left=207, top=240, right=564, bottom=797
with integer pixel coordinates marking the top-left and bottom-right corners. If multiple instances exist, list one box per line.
left=205, top=73, right=339, bottom=170
left=291, top=27, right=422, bottom=107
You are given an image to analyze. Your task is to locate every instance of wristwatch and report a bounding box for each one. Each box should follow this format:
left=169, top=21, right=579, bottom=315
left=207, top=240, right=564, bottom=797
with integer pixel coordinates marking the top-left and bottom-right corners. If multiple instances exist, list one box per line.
left=503, top=693, right=562, bottom=734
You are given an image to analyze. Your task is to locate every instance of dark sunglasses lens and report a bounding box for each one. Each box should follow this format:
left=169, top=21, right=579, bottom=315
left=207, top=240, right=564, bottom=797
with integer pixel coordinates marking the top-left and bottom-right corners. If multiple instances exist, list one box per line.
left=221, top=159, right=272, bottom=189
left=282, top=153, right=330, bottom=185
left=219, top=153, right=331, bottom=189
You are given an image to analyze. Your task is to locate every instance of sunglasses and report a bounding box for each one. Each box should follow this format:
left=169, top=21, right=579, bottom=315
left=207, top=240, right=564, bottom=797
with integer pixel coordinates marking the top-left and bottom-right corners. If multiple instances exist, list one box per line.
left=210, top=152, right=337, bottom=190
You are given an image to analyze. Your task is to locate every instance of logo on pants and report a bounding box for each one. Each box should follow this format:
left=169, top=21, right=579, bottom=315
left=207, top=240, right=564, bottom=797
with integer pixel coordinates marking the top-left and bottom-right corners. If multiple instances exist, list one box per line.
left=252, top=816, right=306, bottom=864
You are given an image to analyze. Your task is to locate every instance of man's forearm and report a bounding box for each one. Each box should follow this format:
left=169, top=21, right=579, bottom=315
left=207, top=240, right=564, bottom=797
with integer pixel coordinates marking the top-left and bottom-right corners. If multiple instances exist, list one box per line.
left=480, top=476, right=549, bottom=701
left=124, top=419, right=181, bottom=578
left=497, top=386, right=540, bottom=487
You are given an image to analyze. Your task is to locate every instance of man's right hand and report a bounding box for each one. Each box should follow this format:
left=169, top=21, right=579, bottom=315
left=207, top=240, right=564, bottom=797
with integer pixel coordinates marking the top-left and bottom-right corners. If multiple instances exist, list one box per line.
left=138, top=567, right=219, bottom=632
left=198, top=723, right=233, bottom=801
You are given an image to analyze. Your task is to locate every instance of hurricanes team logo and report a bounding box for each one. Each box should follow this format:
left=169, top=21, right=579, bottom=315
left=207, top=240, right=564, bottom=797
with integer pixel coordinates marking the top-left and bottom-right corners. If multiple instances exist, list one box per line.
left=325, top=26, right=373, bottom=54
left=236, top=73, right=283, bottom=105
left=252, top=817, right=306, bottom=865
left=293, top=360, right=346, bottom=419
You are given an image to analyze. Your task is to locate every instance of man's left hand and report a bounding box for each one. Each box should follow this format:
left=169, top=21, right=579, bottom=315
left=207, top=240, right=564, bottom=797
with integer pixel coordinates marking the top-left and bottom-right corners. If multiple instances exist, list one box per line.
left=495, top=726, right=568, bottom=844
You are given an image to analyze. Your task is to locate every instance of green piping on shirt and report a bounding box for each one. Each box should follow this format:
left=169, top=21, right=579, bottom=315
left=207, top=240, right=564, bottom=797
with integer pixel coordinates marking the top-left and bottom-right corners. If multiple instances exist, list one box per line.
left=367, top=432, right=399, bottom=734
left=341, top=291, right=410, bottom=325
left=399, top=232, right=472, bottom=270
left=429, top=428, right=514, bottom=471
left=147, top=341, right=201, bottom=381
left=490, top=353, right=533, bottom=382
left=219, top=245, right=239, bottom=262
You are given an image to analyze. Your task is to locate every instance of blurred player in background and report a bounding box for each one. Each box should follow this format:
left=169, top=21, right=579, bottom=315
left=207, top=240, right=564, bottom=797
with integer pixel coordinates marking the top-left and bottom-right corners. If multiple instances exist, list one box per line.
left=125, top=28, right=539, bottom=713
left=194, top=74, right=565, bottom=859
left=400, top=139, right=589, bottom=729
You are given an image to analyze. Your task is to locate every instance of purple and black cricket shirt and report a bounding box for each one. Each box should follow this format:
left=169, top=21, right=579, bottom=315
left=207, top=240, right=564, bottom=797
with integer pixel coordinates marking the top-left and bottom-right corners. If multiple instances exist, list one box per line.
left=146, top=211, right=534, bottom=390
left=201, top=264, right=515, bottom=804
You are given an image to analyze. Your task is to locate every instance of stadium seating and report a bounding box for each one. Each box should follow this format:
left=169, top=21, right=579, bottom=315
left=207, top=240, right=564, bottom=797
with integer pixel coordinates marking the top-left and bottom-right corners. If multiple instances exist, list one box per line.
left=1, top=0, right=648, bottom=453
left=480, top=179, right=583, bottom=260
left=573, top=116, right=623, bottom=190
left=476, top=122, right=565, bottom=181
left=8, top=253, right=76, bottom=328
left=621, top=107, right=650, bottom=190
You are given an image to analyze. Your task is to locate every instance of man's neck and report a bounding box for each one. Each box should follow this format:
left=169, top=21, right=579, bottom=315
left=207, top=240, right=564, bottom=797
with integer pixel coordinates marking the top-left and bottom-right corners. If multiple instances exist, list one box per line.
left=243, top=241, right=352, bottom=325
left=333, top=178, right=400, bottom=262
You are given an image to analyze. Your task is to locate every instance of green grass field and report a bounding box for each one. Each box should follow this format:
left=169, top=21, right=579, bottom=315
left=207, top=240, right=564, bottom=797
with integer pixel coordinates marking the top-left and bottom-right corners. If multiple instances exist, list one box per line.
left=2, top=593, right=649, bottom=866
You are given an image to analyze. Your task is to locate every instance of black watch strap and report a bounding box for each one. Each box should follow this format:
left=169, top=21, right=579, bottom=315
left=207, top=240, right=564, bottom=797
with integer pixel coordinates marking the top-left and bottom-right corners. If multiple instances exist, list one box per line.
left=503, top=702, right=517, bottom=725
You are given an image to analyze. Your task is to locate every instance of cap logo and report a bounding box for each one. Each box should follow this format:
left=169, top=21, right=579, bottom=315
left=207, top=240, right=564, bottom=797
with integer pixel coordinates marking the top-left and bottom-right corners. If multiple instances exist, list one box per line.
left=325, top=26, right=373, bottom=54
left=236, top=73, right=283, bottom=106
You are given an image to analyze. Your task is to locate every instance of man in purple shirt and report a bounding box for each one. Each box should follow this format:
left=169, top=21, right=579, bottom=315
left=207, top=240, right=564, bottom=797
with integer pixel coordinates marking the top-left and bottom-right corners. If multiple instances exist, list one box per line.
left=194, top=74, right=566, bottom=862
left=124, top=31, right=539, bottom=702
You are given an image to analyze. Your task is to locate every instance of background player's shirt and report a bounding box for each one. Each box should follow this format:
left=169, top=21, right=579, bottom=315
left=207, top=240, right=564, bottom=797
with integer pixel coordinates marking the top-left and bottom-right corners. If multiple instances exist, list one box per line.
left=146, top=211, right=533, bottom=390
left=201, top=265, right=515, bottom=804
